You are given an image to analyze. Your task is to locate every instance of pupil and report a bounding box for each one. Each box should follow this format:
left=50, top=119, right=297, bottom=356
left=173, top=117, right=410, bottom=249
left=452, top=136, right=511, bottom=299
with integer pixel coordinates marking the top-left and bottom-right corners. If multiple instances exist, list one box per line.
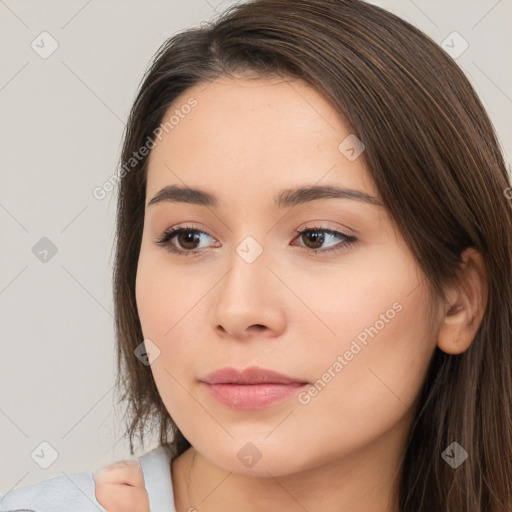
left=180, top=232, right=199, bottom=248
left=306, top=231, right=324, bottom=249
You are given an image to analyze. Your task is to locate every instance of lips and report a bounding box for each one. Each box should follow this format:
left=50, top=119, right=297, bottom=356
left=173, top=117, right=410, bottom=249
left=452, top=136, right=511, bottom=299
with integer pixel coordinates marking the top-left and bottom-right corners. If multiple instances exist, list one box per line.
left=199, top=366, right=309, bottom=409
left=199, top=366, right=308, bottom=385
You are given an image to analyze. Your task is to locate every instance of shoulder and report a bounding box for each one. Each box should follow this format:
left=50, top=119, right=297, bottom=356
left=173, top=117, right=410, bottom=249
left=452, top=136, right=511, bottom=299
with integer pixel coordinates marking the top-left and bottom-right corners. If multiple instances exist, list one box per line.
left=0, top=470, right=106, bottom=512
left=0, top=445, right=175, bottom=512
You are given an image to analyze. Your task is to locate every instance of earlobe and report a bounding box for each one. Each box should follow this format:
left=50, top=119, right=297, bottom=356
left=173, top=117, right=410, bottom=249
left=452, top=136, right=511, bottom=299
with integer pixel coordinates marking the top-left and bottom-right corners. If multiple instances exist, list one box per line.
left=436, top=247, right=488, bottom=355
left=437, top=297, right=471, bottom=354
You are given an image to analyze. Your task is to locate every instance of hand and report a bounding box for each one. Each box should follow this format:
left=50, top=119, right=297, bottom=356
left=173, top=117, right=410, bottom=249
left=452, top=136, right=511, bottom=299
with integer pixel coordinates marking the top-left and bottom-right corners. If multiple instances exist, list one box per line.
left=94, top=459, right=150, bottom=512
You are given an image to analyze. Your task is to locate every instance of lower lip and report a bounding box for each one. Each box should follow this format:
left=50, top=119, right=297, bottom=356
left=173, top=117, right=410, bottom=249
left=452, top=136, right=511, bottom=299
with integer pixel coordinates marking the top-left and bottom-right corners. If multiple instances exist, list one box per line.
left=201, top=382, right=308, bottom=409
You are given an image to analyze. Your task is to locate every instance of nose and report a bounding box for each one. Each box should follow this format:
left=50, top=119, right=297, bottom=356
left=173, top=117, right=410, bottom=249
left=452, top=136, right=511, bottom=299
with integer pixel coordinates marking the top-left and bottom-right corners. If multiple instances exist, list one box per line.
left=208, top=246, right=287, bottom=341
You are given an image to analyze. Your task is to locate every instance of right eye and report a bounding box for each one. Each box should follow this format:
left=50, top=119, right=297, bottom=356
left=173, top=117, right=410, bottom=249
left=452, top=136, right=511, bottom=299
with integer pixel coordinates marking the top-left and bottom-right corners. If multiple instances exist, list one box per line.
left=154, top=224, right=219, bottom=256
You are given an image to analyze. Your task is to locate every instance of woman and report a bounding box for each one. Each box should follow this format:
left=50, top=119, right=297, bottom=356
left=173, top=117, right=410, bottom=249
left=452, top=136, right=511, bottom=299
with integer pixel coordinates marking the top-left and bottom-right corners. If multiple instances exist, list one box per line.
left=2, top=0, right=511, bottom=511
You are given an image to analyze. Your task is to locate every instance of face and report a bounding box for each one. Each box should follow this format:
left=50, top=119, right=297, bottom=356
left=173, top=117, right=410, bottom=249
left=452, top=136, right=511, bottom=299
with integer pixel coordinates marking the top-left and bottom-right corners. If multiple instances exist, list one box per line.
left=135, top=75, right=438, bottom=477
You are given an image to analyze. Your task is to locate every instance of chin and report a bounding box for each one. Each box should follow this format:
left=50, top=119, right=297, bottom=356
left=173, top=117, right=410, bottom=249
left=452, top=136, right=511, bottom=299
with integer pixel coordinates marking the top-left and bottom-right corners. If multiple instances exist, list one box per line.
left=197, top=438, right=312, bottom=478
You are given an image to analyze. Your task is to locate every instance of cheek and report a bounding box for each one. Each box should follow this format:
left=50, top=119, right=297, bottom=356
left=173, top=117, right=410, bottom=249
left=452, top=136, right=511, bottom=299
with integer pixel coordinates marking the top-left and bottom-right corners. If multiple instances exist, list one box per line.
left=135, top=244, right=182, bottom=339
left=135, top=246, right=206, bottom=408
left=290, top=249, right=435, bottom=448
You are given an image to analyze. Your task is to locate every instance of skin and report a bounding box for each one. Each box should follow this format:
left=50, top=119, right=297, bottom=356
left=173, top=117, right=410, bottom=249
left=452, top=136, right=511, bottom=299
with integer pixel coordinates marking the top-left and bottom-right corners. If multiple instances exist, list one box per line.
left=94, top=459, right=149, bottom=512
left=98, top=76, right=487, bottom=512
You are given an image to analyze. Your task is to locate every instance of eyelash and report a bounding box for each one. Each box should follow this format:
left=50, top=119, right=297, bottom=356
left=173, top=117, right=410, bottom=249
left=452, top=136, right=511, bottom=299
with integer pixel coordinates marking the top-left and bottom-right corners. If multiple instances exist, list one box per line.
left=154, top=223, right=357, bottom=257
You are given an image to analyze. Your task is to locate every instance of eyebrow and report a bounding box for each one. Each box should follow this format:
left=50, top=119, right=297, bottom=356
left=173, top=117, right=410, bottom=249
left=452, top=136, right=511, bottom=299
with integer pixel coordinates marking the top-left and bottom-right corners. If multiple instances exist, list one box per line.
left=147, top=184, right=383, bottom=208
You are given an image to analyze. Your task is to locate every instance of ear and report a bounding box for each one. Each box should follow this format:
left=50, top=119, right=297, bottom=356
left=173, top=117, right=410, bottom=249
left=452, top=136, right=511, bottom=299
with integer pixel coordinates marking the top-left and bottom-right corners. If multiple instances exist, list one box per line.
left=437, top=247, right=488, bottom=355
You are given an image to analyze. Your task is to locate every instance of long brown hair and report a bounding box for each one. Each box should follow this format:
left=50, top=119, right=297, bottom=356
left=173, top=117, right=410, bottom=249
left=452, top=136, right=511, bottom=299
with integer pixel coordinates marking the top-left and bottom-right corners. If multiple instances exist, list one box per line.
left=112, top=0, right=512, bottom=509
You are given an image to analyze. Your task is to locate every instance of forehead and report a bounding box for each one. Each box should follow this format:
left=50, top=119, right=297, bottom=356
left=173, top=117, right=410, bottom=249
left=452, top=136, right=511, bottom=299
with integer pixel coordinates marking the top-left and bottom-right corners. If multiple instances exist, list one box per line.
left=145, top=76, right=378, bottom=205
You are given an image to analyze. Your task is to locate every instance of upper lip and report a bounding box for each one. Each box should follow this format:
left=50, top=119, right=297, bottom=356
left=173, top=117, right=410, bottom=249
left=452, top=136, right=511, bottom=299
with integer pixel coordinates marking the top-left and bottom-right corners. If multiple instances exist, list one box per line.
left=200, top=366, right=308, bottom=385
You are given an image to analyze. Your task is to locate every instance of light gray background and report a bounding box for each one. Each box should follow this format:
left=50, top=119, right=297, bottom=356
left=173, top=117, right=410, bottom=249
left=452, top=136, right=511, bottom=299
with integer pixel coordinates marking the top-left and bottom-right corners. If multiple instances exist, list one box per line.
left=1, top=0, right=511, bottom=492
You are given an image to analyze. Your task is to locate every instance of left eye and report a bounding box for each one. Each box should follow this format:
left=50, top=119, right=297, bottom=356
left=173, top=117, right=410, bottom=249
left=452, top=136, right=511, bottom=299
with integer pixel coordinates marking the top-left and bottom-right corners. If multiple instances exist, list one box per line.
left=291, top=227, right=356, bottom=253
left=154, top=225, right=357, bottom=256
